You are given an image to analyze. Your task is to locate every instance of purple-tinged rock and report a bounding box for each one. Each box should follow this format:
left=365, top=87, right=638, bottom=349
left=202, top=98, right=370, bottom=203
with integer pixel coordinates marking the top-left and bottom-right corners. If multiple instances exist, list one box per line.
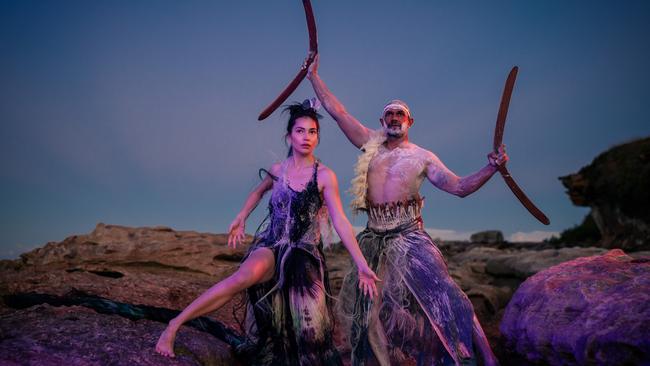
left=0, top=304, right=237, bottom=365
left=500, top=249, right=650, bottom=365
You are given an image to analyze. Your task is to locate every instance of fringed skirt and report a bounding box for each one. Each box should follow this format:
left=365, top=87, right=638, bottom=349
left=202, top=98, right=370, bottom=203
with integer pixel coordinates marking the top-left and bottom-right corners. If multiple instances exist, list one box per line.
left=236, top=238, right=343, bottom=366
left=338, top=218, right=476, bottom=366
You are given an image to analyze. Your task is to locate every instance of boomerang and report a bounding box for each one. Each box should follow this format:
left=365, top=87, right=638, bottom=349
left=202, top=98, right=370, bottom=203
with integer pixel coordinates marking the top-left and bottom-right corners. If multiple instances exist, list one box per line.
left=494, top=66, right=550, bottom=225
left=258, top=0, right=318, bottom=121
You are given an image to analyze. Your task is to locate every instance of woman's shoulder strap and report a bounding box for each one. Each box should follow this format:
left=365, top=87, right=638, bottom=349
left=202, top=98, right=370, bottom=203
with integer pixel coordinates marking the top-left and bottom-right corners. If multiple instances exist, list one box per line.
left=258, top=168, right=278, bottom=182
left=312, top=159, right=321, bottom=182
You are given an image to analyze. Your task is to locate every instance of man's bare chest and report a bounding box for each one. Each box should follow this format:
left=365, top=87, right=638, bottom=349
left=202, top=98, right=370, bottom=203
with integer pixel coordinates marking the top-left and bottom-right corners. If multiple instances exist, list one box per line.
left=368, top=147, right=427, bottom=182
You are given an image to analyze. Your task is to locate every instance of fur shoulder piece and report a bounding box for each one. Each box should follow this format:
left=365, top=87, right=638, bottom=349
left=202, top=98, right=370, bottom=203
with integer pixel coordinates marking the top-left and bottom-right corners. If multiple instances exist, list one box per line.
left=349, top=129, right=387, bottom=214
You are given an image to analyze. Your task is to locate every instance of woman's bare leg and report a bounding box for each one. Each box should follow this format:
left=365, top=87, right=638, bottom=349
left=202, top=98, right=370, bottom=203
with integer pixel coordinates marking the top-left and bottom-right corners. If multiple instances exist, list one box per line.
left=155, top=248, right=275, bottom=357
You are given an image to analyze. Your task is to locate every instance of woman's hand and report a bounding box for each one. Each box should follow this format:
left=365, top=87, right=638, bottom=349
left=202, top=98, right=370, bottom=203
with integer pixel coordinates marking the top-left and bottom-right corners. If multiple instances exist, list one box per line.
left=227, top=216, right=246, bottom=248
left=358, top=264, right=380, bottom=299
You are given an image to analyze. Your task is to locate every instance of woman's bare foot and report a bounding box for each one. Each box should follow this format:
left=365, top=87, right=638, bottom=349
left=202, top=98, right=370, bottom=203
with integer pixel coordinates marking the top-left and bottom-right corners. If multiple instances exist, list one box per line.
left=155, top=320, right=180, bottom=358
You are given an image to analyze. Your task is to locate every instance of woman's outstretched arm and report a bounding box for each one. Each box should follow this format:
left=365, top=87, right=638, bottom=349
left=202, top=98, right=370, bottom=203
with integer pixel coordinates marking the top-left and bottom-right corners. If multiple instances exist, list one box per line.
left=227, top=163, right=280, bottom=248
left=320, top=167, right=379, bottom=298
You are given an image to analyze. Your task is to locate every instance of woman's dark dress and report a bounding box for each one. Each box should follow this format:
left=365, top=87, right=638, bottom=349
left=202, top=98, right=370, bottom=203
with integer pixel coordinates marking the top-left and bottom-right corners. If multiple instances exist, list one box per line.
left=236, top=160, right=342, bottom=366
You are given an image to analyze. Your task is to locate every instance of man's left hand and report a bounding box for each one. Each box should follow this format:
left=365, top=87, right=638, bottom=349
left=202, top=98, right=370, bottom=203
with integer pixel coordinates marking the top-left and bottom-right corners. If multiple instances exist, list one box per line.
left=488, top=144, right=509, bottom=167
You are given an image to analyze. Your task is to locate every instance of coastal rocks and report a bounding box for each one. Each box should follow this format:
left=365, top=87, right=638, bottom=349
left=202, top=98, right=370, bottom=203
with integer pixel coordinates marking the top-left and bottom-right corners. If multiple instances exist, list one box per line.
left=500, top=249, right=650, bottom=365
left=470, top=230, right=504, bottom=244
left=4, top=223, right=629, bottom=365
left=484, top=246, right=607, bottom=279
left=18, top=223, right=251, bottom=276
left=0, top=258, right=245, bottom=326
left=448, top=246, right=608, bottom=316
left=0, top=224, right=250, bottom=325
left=448, top=247, right=515, bottom=318
left=0, top=224, right=254, bottom=365
left=559, top=137, right=650, bottom=251
left=0, top=304, right=236, bottom=366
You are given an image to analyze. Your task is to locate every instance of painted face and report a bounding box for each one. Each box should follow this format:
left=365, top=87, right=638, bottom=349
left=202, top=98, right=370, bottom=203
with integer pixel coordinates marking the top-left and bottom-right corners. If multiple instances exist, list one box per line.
left=381, top=108, right=411, bottom=138
left=289, top=117, right=319, bottom=155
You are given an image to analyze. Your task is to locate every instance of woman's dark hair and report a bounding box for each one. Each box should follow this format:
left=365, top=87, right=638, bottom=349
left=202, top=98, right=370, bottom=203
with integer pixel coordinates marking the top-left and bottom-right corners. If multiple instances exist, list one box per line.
left=283, top=99, right=322, bottom=156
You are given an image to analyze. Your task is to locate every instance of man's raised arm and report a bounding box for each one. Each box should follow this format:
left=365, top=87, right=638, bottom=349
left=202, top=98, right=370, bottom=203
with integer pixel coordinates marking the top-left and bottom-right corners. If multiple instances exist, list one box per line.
left=307, top=55, right=370, bottom=149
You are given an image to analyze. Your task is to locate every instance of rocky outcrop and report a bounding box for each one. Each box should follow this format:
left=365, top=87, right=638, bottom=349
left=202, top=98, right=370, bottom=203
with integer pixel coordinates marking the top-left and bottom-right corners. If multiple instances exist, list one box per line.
left=559, top=137, right=650, bottom=251
left=470, top=230, right=504, bottom=244
left=444, top=245, right=609, bottom=325
left=0, top=224, right=255, bottom=365
left=1, top=223, right=251, bottom=324
left=18, top=223, right=247, bottom=275
left=500, top=249, right=650, bottom=365
left=484, top=247, right=607, bottom=279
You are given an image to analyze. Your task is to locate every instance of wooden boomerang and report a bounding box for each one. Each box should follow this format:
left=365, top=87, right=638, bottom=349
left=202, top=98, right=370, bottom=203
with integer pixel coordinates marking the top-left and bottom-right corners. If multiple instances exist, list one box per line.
left=494, top=66, right=550, bottom=225
left=258, top=0, right=318, bottom=121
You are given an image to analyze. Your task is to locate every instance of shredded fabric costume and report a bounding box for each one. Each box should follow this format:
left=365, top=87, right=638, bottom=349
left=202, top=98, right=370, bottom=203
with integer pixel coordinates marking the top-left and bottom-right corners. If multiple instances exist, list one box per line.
left=234, top=160, right=342, bottom=366
left=339, top=199, right=477, bottom=365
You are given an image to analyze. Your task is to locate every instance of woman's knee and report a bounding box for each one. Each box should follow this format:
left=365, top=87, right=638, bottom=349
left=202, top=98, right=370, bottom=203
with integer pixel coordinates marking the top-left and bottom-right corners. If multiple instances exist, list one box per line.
left=232, top=252, right=274, bottom=288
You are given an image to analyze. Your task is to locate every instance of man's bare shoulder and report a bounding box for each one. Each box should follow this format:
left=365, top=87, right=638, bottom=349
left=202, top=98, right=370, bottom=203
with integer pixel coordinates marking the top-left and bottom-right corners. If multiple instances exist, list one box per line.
left=407, top=142, right=439, bottom=162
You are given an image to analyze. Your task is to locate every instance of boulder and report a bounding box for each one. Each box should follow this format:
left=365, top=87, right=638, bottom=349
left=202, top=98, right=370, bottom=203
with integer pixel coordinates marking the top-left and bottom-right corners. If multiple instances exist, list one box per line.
left=470, top=230, right=504, bottom=244
left=559, top=137, right=650, bottom=251
left=500, top=249, right=650, bottom=365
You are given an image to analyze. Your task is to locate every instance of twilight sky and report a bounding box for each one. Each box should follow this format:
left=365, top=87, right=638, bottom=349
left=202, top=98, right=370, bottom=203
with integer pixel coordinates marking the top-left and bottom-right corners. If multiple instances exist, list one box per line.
left=1, top=1, right=649, bottom=259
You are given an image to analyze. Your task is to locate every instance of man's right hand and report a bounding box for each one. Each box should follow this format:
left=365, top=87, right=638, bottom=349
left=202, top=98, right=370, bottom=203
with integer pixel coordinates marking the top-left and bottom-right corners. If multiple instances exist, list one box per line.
left=227, top=217, right=246, bottom=248
left=306, top=53, right=319, bottom=80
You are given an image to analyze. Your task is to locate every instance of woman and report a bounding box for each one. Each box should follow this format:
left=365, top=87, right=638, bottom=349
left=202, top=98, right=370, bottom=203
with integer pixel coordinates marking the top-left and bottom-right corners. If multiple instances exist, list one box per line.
left=155, top=99, right=379, bottom=365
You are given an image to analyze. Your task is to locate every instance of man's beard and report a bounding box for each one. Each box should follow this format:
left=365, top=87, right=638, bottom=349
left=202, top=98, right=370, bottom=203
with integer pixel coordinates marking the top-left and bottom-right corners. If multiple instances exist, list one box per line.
left=384, top=121, right=408, bottom=138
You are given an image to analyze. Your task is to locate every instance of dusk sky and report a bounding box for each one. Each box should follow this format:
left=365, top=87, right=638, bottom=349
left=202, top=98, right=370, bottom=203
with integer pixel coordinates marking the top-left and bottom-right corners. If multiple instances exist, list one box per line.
left=2, top=1, right=649, bottom=259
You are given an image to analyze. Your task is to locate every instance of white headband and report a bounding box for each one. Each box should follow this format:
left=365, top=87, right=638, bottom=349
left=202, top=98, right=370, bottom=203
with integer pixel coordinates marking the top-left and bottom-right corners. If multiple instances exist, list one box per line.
left=382, top=103, right=411, bottom=118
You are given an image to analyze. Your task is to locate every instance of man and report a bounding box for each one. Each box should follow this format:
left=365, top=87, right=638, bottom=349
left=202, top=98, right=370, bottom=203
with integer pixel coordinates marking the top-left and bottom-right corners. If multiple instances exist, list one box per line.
left=308, top=55, right=503, bottom=366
